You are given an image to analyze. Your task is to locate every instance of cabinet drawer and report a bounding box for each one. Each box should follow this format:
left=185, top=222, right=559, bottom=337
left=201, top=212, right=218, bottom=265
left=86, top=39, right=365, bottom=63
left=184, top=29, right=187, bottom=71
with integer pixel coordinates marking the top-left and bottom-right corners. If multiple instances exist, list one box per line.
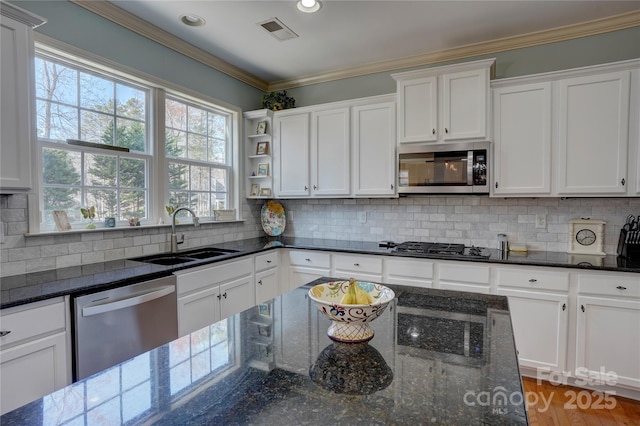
left=333, top=254, right=382, bottom=274
left=289, top=250, right=331, bottom=268
left=386, top=258, right=434, bottom=279
left=496, top=268, right=569, bottom=292
left=0, top=298, right=66, bottom=348
left=175, top=257, right=253, bottom=295
left=255, top=251, right=279, bottom=272
left=578, top=273, right=640, bottom=298
left=439, top=262, right=490, bottom=284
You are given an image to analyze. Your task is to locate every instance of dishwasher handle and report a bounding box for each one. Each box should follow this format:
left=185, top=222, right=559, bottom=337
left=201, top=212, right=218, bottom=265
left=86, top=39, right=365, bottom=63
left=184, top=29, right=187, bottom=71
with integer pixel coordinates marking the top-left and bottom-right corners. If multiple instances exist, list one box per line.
left=82, top=285, right=175, bottom=317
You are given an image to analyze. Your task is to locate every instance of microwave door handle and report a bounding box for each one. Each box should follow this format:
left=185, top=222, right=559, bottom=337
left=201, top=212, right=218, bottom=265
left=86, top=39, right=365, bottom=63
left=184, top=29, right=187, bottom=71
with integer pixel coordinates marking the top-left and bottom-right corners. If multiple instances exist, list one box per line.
left=467, top=151, right=474, bottom=186
left=82, top=285, right=175, bottom=317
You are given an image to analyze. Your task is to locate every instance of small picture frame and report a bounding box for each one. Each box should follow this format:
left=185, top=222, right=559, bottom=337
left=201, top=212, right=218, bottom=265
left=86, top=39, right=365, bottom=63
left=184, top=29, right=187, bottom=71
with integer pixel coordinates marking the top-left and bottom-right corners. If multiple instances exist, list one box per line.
left=250, top=183, right=260, bottom=196
left=257, top=163, right=269, bottom=177
left=256, top=120, right=267, bottom=134
left=256, top=141, right=269, bottom=155
left=258, top=303, right=272, bottom=317
left=260, top=188, right=272, bottom=197
left=52, top=210, right=71, bottom=231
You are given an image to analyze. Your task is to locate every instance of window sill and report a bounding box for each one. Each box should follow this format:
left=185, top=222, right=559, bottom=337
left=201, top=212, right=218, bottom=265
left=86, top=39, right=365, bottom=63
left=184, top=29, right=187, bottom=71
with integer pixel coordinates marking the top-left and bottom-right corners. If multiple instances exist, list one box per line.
left=24, top=219, right=245, bottom=237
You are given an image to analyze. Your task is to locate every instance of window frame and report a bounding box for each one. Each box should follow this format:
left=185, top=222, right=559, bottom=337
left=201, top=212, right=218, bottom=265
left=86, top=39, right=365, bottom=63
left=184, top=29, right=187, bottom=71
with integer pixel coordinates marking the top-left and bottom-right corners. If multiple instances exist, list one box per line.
left=30, top=38, right=241, bottom=234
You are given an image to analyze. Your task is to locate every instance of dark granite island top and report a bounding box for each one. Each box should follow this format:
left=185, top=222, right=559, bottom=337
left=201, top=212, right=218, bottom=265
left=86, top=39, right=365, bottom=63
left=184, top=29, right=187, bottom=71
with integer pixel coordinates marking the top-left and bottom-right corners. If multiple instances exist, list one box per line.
left=0, top=278, right=527, bottom=425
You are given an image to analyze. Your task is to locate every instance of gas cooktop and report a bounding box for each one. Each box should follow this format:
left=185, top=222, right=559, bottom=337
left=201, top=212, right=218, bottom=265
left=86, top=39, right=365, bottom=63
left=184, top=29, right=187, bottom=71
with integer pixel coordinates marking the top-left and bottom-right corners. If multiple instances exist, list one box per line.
left=391, top=241, right=490, bottom=259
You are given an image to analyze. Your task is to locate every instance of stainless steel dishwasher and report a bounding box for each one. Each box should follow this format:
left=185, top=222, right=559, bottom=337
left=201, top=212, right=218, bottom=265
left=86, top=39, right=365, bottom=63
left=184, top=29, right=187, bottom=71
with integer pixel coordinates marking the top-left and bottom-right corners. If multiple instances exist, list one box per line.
left=73, top=275, right=178, bottom=380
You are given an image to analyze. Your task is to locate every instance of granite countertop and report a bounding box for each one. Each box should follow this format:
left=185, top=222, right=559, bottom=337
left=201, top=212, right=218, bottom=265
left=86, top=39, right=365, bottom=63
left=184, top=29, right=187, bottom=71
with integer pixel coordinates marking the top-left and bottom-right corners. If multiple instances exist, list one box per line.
left=0, top=279, right=528, bottom=425
left=1, top=236, right=638, bottom=309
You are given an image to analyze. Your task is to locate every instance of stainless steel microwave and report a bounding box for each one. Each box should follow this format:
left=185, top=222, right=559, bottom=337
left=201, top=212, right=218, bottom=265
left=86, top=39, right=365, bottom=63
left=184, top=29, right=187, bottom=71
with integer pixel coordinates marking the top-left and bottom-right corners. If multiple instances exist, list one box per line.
left=398, top=141, right=490, bottom=194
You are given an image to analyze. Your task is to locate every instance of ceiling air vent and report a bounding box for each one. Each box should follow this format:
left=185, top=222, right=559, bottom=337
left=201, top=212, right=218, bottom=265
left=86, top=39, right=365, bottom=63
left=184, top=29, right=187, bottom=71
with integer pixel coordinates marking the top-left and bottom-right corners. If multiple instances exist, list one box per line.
left=258, top=17, right=299, bottom=41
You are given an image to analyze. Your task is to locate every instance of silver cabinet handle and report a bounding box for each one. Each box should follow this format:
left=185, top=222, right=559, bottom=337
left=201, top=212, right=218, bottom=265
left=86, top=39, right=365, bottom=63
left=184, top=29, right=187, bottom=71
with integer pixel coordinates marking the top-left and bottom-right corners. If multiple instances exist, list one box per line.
left=562, top=303, right=566, bottom=311
left=305, top=258, right=311, bottom=262
left=432, top=129, right=435, bottom=135
left=222, top=292, right=227, bottom=299
left=266, top=260, right=272, bottom=264
left=616, top=285, right=627, bottom=290
left=621, top=178, right=626, bottom=186
left=528, top=279, right=537, bottom=283
left=354, top=263, right=360, bottom=267
left=304, top=186, right=308, bottom=190
left=82, top=285, right=175, bottom=317
left=0, top=331, right=11, bottom=337
left=258, top=280, right=263, bottom=285
left=313, top=185, right=317, bottom=190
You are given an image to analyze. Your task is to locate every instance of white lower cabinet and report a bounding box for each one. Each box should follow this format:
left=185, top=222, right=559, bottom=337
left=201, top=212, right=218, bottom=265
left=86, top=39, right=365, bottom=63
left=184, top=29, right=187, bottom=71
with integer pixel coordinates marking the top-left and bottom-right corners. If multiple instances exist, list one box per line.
left=332, top=253, right=383, bottom=282
left=575, top=273, right=640, bottom=391
left=496, top=267, right=569, bottom=372
left=0, top=297, right=70, bottom=415
left=174, top=257, right=254, bottom=337
left=438, top=261, right=491, bottom=294
left=255, top=251, right=279, bottom=304
left=287, top=250, right=331, bottom=291
left=383, top=257, right=434, bottom=288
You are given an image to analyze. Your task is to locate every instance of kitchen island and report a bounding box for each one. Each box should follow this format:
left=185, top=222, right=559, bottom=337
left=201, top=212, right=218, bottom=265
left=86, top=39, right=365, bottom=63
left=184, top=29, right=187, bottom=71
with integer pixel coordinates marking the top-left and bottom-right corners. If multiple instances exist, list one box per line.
left=0, top=278, right=527, bottom=425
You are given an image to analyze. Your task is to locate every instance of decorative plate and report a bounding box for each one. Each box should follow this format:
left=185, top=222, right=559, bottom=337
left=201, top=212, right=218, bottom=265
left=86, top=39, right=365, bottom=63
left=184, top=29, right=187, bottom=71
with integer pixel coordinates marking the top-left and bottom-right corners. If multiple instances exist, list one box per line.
left=261, top=201, right=286, bottom=236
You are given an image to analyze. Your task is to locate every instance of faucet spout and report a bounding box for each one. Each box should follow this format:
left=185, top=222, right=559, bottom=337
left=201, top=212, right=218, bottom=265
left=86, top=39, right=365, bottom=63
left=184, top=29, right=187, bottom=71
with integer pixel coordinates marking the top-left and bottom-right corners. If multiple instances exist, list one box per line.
left=170, top=207, right=199, bottom=253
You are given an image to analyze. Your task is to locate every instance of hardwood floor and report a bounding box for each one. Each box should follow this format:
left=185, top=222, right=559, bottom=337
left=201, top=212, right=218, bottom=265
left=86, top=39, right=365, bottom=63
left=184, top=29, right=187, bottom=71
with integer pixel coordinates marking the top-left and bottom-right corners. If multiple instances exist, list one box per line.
left=522, top=377, right=640, bottom=425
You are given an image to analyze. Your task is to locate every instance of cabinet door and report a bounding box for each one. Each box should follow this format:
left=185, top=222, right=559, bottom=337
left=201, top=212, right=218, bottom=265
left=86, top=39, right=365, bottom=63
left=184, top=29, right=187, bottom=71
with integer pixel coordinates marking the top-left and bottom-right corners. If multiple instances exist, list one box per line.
left=256, top=268, right=278, bottom=304
left=274, top=113, right=310, bottom=197
left=220, top=275, right=255, bottom=320
left=576, top=296, right=640, bottom=389
left=492, top=82, right=552, bottom=195
left=397, top=76, right=438, bottom=143
left=289, top=267, right=330, bottom=292
left=177, top=286, right=221, bottom=337
left=498, top=288, right=568, bottom=371
left=442, top=68, right=488, bottom=140
left=352, top=102, right=396, bottom=196
left=0, top=15, right=35, bottom=191
left=557, top=71, right=630, bottom=194
left=0, top=332, right=68, bottom=415
left=311, top=108, right=350, bottom=196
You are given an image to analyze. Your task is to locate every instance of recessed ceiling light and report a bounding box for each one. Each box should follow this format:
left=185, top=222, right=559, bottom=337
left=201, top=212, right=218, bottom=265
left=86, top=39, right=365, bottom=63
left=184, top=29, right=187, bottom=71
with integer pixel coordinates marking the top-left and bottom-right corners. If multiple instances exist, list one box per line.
left=180, top=14, right=205, bottom=27
left=297, top=0, right=322, bottom=13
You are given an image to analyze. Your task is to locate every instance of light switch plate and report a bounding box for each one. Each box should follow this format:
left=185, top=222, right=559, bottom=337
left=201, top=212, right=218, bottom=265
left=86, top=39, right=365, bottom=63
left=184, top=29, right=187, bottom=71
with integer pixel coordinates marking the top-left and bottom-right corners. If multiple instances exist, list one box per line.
left=358, top=212, right=367, bottom=224
left=535, top=214, right=546, bottom=229
left=0, top=221, right=5, bottom=244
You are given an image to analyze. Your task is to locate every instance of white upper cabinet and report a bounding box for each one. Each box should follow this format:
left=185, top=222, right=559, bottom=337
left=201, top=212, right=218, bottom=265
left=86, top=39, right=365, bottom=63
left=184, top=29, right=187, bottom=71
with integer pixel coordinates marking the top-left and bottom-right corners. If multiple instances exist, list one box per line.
left=489, top=59, right=639, bottom=198
left=273, top=112, right=311, bottom=197
left=492, top=82, right=552, bottom=195
left=352, top=101, right=396, bottom=196
left=311, top=108, right=350, bottom=196
left=393, top=58, right=495, bottom=144
left=0, top=3, right=45, bottom=192
left=557, top=71, right=631, bottom=195
left=271, top=94, right=397, bottom=199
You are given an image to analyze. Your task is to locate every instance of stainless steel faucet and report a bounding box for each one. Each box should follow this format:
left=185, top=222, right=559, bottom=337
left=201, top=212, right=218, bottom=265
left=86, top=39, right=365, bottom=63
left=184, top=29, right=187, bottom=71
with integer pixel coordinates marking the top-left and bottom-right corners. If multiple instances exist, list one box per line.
left=170, top=207, right=200, bottom=253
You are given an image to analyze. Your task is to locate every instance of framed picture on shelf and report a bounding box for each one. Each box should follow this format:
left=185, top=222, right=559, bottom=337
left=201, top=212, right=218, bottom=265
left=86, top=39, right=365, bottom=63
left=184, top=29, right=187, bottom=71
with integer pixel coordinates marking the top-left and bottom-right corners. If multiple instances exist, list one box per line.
left=250, top=183, right=260, bottom=196
left=256, top=141, right=269, bottom=155
left=260, top=187, right=272, bottom=197
left=256, top=120, right=267, bottom=134
left=257, top=163, right=269, bottom=176
left=258, top=303, right=272, bottom=318
left=52, top=210, right=71, bottom=231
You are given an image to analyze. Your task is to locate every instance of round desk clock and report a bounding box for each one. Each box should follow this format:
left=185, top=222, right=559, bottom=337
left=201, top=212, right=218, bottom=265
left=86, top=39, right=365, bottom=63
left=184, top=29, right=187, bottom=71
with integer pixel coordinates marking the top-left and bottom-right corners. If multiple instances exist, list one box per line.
left=568, top=219, right=606, bottom=256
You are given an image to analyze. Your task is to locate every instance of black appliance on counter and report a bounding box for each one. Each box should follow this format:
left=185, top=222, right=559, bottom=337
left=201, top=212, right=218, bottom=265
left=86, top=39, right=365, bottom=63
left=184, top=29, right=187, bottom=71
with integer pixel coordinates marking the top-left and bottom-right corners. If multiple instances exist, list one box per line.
left=392, top=241, right=491, bottom=259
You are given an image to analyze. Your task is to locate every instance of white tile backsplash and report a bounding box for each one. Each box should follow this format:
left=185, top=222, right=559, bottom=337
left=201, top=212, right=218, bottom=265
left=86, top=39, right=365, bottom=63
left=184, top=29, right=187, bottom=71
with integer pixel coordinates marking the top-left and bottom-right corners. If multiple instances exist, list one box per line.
left=0, top=193, right=639, bottom=277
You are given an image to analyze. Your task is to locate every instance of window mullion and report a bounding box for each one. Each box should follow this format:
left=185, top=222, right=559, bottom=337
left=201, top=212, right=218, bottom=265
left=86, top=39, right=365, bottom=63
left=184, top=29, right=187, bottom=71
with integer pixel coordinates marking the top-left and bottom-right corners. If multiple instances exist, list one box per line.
left=154, top=89, right=168, bottom=225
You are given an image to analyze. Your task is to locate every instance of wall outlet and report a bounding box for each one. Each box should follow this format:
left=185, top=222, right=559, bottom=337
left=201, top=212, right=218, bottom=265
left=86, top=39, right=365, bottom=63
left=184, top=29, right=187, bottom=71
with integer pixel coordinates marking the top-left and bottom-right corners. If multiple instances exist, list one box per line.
left=0, top=221, right=4, bottom=244
left=535, top=213, right=546, bottom=229
left=358, top=211, right=367, bottom=224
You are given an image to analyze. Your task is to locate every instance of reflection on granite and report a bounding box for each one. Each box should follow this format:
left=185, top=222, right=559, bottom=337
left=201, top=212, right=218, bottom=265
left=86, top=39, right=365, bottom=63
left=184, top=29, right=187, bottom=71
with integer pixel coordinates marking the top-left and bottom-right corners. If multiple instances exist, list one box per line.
left=309, top=342, right=393, bottom=395
left=1, top=278, right=527, bottom=425
left=3, top=235, right=638, bottom=309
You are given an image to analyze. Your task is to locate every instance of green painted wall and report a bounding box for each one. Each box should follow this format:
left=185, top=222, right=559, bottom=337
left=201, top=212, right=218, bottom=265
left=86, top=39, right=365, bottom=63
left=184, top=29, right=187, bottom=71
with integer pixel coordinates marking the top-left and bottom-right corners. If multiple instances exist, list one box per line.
left=10, top=1, right=640, bottom=110
left=11, top=0, right=265, bottom=111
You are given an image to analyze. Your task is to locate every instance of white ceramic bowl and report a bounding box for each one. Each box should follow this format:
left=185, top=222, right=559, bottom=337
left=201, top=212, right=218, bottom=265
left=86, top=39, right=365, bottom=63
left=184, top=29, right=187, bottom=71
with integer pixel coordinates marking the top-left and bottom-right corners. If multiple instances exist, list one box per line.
left=308, top=280, right=395, bottom=342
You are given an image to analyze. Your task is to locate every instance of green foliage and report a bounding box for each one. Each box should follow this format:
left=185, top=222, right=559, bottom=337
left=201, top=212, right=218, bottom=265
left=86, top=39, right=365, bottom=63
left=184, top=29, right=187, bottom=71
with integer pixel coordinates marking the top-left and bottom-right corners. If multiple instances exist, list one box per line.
left=261, top=90, right=295, bottom=111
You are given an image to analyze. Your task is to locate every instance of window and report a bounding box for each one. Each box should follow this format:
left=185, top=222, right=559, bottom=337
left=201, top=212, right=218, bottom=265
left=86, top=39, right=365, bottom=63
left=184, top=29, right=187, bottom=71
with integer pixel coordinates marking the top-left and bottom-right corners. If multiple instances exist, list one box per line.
left=33, top=46, right=239, bottom=231
left=165, top=96, right=231, bottom=216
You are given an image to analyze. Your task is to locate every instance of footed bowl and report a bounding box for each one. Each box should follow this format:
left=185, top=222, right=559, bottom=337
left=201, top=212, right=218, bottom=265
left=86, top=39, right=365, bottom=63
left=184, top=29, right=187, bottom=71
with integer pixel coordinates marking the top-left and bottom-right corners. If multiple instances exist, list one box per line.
left=308, top=280, right=395, bottom=343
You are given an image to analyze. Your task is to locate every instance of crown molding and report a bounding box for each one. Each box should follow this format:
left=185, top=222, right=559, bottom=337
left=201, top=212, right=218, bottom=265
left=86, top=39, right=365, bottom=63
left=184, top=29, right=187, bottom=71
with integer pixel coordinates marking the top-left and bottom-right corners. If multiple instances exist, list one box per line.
left=69, top=0, right=269, bottom=91
left=268, top=9, right=640, bottom=91
left=1, top=0, right=46, bottom=28
left=69, top=1, right=639, bottom=93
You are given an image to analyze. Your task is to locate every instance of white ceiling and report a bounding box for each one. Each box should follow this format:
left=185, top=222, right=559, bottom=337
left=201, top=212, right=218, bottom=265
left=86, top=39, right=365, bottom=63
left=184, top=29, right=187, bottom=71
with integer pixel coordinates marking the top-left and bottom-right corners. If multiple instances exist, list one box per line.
left=109, top=0, right=640, bottom=86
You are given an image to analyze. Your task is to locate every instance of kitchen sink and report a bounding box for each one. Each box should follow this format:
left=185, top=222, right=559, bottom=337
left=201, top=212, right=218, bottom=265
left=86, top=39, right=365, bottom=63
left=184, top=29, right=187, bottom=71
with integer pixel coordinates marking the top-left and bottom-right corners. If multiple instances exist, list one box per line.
left=130, top=248, right=239, bottom=265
